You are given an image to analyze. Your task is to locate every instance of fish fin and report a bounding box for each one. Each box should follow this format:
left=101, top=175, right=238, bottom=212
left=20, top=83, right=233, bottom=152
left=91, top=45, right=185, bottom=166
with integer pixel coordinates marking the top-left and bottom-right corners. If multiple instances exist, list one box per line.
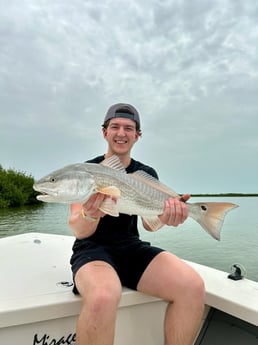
left=96, top=186, right=121, bottom=197
left=131, top=170, right=179, bottom=198
left=100, top=155, right=126, bottom=173
left=99, top=197, right=119, bottom=217
left=189, top=202, right=239, bottom=240
left=142, top=216, right=164, bottom=232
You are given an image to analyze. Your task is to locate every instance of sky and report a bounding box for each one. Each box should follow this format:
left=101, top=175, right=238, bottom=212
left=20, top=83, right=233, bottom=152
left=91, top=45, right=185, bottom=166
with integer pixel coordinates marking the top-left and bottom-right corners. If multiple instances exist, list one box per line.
left=0, top=0, right=257, bottom=194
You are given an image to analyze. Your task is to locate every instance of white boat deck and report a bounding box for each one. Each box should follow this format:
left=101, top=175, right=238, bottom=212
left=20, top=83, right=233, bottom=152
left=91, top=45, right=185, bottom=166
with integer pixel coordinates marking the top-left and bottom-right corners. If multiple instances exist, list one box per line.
left=189, top=260, right=258, bottom=326
left=0, top=232, right=257, bottom=343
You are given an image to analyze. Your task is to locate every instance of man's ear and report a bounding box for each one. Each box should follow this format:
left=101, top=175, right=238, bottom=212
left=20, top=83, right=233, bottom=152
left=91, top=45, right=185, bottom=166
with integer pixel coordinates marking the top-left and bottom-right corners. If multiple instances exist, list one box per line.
left=134, top=132, right=140, bottom=142
left=102, top=128, right=107, bottom=138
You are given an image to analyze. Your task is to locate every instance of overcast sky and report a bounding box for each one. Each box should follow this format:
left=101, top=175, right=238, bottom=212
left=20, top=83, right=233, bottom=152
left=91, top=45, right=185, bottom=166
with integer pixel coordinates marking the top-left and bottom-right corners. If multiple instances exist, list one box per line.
left=1, top=0, right=257, bottom=194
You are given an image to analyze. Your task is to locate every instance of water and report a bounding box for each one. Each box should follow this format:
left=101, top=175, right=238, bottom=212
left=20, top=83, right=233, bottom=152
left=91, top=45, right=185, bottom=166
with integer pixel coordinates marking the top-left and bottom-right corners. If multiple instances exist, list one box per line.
left=0, top=197, right=257, bottom=281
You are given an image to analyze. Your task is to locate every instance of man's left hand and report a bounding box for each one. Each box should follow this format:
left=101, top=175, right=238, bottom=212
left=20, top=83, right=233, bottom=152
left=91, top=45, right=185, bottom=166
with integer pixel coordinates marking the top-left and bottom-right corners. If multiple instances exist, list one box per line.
left=158, top=194, right=190, bottom=227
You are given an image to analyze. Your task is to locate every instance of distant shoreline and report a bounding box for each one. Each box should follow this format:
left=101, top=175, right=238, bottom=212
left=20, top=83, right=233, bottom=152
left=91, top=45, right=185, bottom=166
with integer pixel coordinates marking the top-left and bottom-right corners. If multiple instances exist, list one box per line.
left=190, top=193, right=258, bottom=197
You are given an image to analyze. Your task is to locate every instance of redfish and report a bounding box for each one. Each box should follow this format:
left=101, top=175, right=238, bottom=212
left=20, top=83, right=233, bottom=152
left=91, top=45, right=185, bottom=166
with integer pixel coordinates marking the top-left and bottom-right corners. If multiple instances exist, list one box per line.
left=33, top=156, right=238, bottom=240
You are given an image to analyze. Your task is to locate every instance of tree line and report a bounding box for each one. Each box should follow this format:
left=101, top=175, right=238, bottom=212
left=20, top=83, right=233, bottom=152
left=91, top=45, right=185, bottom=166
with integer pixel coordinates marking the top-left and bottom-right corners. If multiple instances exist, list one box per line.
left=0, top=165, right=39, bottom=208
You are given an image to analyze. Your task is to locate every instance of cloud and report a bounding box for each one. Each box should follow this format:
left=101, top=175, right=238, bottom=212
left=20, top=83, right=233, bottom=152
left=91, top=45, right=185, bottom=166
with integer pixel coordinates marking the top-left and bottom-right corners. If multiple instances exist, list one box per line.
left=0, top=0, right=257, bottom=192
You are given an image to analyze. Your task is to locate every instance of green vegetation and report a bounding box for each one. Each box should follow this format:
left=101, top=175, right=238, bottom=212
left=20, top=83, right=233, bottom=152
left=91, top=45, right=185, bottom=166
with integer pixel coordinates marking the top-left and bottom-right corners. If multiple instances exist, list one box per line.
left=0, top=165, right=39, bottom=208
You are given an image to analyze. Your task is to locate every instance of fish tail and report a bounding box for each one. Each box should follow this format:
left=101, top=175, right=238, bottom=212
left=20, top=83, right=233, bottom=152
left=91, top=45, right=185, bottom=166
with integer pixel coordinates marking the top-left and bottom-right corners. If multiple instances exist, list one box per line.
left=188, top=202, right=238, bottom=240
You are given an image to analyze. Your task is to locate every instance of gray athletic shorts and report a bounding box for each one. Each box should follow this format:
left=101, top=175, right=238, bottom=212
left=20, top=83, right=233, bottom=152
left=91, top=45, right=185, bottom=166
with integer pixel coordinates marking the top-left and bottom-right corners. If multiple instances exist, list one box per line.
left=70, top=237, right=164, bottom=294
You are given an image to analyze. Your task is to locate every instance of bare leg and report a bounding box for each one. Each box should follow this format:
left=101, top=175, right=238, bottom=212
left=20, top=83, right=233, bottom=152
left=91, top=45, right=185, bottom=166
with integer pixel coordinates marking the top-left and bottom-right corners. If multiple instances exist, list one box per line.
left=75, top=261, right=122, bottom=345
left=137, top=252, right=205, bottom=345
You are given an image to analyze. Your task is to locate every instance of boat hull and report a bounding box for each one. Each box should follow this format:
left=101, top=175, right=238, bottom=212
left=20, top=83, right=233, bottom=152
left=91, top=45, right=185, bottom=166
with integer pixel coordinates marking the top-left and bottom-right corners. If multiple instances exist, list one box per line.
left=0, top=300, right=169, bottom=345
left=1, top=232, right=257, bottom=344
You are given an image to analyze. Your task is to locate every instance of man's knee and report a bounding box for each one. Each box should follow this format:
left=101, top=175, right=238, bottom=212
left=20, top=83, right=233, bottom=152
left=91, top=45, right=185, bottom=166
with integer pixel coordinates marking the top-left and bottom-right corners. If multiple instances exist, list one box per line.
left=81, top=283, right=122, bottom=315
left=188, top=272, right=205, bottom=302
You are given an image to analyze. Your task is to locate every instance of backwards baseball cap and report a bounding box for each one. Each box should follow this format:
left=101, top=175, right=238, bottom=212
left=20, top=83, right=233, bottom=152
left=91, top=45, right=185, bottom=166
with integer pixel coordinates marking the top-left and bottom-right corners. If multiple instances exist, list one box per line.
left=103, top=103, right=141, bottom=130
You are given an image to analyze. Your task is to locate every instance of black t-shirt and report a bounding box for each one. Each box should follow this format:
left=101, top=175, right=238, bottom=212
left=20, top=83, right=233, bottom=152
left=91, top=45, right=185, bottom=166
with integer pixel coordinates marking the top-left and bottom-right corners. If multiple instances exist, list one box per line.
left=85, top=155, right=158, bottom=244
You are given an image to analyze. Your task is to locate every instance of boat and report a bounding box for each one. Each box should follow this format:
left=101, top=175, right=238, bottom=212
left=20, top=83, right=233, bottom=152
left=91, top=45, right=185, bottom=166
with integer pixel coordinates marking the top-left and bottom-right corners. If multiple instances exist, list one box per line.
left=0, top=232, right=257, bottom=344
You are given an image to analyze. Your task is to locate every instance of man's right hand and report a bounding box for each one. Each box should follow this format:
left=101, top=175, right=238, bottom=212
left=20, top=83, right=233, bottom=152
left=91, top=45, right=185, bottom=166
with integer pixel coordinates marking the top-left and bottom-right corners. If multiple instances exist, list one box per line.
left=82, top=193, right=107, bottom=220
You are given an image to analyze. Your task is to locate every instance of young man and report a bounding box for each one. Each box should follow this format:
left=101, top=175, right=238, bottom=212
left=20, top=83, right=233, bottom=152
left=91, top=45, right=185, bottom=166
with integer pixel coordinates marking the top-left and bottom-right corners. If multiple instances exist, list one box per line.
left=69, top=103, right=205, bottom=345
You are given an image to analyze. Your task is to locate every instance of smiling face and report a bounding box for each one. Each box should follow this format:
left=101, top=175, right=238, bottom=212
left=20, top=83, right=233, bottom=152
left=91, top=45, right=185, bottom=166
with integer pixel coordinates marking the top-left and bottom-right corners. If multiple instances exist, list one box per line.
left=102, top=117, right=140, bottom=158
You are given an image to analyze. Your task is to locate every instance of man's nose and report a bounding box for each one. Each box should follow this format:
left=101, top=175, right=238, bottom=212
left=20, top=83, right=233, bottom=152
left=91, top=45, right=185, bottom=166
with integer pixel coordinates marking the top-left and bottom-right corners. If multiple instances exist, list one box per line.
left=117, top=126, right=125, bottom=135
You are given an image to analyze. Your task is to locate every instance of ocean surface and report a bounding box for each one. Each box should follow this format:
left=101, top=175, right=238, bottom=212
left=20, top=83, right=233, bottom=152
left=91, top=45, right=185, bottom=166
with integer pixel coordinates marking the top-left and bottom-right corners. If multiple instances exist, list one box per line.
left=0, top=197, right=257, bottom=281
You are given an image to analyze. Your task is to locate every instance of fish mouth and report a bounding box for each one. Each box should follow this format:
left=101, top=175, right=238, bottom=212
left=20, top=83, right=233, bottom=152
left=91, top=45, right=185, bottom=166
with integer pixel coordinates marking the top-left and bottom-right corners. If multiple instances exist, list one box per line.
left=37, top=191, right=55, bottom=196
left=36, top=192, right=58, bottom=202
left=33, top=185, right=58, bottom=200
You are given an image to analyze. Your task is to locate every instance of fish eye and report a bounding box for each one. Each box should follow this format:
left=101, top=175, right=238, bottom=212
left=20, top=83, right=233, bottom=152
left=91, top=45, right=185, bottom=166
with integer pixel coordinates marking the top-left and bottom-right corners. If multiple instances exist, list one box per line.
left=50, top=177, right=56, bottom=183
left=201, top=205, right=207, bottom=211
